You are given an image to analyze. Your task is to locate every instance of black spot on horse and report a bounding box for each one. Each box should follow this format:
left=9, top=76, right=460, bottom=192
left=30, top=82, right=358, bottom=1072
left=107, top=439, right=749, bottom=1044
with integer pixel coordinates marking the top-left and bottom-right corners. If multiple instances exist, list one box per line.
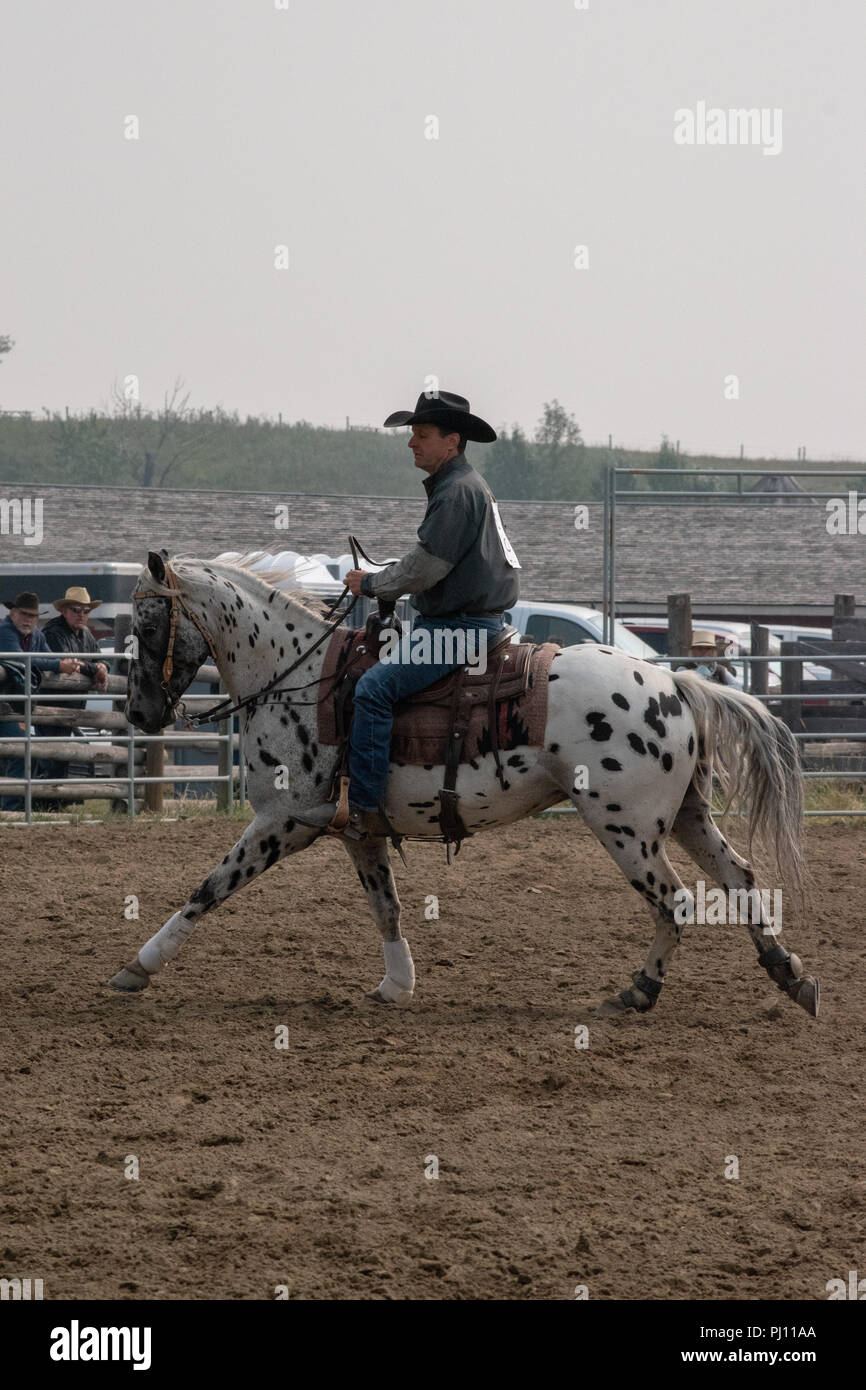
left=628, top=732, right=646, bottom=755
left=659, top=692, right=682, bottom=718
left=687, top=734, right=695, bottom=756
left=646, top=872, right=655, bottom=886
left=190, top=879, right=216, bottom=908
left=297, top=725, right=310, bottom=747
left=606, top=803, right=621, bottom=812
left=611, top=693, right=630, bottom=710
left=661, top=752, right=673, bottom=772
left=647, top=741, right=659, bottom=759
left=587, top=711, right=613, bottom=742
left=600, top=757, right=622, bottom=771
left=302, top=752, right=313, bottom=773
left=549, top=742, right=560, bottom=753
left=633, top=671, right=644, bottom=685
left=643, top=697, right=666, bottom=738
left=605, top=823, right=621, bottom=834
left=259, top=749, right=279, bottom=768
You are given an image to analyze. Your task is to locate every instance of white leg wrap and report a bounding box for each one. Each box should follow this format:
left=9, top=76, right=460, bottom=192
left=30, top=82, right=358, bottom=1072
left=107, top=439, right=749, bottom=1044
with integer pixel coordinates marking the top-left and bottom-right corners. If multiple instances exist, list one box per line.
left=377, top=937, right=415, bottom=1005
left=138, top=912, right=190, bottom=975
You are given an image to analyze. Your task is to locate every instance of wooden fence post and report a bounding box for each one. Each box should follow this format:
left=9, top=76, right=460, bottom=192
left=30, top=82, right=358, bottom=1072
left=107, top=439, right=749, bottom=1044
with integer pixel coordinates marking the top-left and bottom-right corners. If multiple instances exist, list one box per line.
left=750, top=622, right=769, bottom=697
left=668, top=593, right=692, bottom=663
left=217, top=716, right=232, bottom=812
left=145, top=741, right=165, bottom=813
left=833, top=593, right=856, bottom=638
left=780, top=640, right=802, bottom=729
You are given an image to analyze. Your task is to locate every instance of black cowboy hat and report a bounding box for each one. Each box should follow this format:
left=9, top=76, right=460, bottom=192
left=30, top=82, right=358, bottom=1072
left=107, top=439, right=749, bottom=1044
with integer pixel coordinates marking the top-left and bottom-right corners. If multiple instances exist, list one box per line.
left=383, top=391, right=497, bottom=443
left=2, top=590, right=41, bottom=616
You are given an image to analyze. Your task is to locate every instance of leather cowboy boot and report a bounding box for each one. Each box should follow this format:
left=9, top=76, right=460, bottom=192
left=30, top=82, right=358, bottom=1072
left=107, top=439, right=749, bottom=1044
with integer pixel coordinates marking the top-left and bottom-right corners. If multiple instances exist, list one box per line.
left=291, top=778, right=395, bottom=839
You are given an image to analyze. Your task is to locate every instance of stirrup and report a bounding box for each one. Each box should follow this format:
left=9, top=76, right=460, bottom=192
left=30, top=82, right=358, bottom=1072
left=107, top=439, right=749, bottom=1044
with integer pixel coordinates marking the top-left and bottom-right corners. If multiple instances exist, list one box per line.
left=324, top=776, right=351, bottom=834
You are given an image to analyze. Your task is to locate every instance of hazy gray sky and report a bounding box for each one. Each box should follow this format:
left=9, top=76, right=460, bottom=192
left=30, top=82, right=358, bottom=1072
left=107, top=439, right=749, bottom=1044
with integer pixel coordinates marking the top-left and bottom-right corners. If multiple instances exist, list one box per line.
left=2, top=0, right=863, bottom=458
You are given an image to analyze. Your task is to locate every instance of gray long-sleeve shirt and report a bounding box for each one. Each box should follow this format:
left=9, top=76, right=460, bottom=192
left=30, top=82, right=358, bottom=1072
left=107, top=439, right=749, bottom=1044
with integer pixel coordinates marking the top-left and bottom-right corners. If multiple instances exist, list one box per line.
left=359, top=454, right=520, bottom=618
left=360, top=543, right=453, bottom=603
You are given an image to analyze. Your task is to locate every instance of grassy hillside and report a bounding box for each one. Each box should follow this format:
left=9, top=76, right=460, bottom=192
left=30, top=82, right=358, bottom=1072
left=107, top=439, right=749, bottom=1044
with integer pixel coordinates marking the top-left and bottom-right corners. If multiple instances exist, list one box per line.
left=0, top=411, right=862, bottom=501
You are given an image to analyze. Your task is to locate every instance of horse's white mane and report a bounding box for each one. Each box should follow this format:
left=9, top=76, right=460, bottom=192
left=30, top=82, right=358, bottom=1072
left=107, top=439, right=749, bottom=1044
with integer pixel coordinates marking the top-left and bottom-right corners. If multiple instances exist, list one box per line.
left=140, top=551, right=334, bottom=621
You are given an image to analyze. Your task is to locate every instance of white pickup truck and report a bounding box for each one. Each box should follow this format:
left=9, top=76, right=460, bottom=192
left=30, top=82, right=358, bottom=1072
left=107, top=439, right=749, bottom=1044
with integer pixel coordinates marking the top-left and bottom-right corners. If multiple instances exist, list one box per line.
left=501, top=600, right=660, bottom=660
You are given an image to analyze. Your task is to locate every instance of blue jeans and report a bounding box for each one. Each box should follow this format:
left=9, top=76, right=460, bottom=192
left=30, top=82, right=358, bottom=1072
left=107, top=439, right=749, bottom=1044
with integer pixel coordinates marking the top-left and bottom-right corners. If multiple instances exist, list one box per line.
left=348, top=614, right=504, bottom=809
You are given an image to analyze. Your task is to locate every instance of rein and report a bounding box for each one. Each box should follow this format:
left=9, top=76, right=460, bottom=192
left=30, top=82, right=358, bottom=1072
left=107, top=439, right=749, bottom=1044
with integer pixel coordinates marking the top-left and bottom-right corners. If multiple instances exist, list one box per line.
left=131, top=537, right=396, bottom=727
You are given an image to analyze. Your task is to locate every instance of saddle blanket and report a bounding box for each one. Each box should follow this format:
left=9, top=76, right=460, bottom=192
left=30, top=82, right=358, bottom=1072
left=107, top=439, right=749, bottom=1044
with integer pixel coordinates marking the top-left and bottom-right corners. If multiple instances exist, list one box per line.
left=316, top=627, right=560, bottom=768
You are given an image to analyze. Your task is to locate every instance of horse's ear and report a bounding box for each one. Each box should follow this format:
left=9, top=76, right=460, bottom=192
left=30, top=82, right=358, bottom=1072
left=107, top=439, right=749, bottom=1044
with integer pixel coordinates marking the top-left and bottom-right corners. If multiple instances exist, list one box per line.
left=147, top=551, right=166, bottom=584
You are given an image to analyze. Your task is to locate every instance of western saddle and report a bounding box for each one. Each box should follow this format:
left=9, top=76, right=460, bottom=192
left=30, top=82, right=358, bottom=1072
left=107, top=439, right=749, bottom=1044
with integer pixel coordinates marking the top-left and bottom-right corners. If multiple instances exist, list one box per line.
left=319, top=602, right=542, bottom=856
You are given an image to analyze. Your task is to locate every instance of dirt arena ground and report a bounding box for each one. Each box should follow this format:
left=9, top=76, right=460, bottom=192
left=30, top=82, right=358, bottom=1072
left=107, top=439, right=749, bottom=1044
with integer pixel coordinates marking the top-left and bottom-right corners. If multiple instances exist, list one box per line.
left=1, top=814, right=863, bottom=1301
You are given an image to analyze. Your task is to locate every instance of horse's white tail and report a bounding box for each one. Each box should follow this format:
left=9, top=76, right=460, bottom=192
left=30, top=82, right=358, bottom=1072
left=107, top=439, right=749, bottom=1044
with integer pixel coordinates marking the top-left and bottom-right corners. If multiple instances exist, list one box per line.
left=671, top=669, right=806, bottom=910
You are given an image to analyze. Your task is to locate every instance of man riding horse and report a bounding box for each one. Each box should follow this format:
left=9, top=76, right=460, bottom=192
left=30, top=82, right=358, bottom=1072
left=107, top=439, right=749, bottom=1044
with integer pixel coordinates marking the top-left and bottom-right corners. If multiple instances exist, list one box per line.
left=296, top=389, right=521, bottom=839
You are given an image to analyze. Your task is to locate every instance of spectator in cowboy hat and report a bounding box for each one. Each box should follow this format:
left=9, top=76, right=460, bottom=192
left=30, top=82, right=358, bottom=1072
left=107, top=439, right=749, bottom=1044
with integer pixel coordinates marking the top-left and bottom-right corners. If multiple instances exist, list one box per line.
left=0, top=591, right=82, bottom=810
left=689, top=629, right=741, bottom=688
left=34, top=587, right=109, bottom=809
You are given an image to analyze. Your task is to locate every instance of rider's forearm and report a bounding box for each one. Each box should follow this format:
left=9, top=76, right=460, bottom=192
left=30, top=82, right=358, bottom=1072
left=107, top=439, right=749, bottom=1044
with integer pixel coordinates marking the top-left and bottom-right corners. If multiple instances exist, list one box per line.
left=361, top=544, right=453, bottom=601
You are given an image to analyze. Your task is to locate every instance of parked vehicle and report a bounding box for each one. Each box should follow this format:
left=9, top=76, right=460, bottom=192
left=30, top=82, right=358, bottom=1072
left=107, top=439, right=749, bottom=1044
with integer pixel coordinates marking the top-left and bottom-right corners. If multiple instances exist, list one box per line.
left=0, top=560, right=140, bottom=643
left=501, top=601, right=661, bottom=660
left=620, top=617, right=754, bottom=687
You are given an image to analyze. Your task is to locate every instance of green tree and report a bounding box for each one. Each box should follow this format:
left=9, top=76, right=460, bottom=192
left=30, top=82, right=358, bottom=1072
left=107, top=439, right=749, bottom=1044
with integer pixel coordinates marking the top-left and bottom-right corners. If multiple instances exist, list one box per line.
left=111, top=379, right=216, bottom=487
left=482, top=423, right=533, bottom=498
left=52, top=411, right=125, bottom=483
left=536, top=399, right=582, bottom=450
left=534, top=399, right=584, bottom=497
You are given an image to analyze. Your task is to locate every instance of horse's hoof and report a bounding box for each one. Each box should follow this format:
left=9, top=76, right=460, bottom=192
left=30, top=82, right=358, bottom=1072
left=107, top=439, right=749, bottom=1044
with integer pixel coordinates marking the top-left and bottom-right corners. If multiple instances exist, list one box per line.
left=369, top=978, right=414, bottom=1006
left=109, top=961, right=151, bottom=993
left=596, top=994, right=628, bottom=1018
left=792, top=975, right=820, bottom=1018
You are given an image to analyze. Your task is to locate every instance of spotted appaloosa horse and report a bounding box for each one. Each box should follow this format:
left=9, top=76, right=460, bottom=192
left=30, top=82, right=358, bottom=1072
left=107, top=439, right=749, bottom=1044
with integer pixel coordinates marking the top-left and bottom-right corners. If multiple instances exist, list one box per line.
left=108, top=551, right=818, bottom=1018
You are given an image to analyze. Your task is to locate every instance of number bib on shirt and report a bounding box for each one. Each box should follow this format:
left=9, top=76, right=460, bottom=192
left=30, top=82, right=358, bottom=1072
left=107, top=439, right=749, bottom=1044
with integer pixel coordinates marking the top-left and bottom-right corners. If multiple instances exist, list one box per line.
left=490, top=499, right=521, bottom=569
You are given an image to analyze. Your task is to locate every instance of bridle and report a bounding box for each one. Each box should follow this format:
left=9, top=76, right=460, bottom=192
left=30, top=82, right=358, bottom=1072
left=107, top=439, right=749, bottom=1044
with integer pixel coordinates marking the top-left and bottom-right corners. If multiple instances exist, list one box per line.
left=133, top=565, right=220, bottom=689
left=130, top=538, right=398, bottom=728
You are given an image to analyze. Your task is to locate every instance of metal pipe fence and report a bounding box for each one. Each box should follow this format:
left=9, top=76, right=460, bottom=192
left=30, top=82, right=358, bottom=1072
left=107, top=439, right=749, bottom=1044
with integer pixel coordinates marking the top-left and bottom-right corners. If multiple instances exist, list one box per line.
left=0, top=649, right=243, bottom=824
left=599, top=464, right=866, bottom=816
left=4, top=636, right=864, bottom=823
left=538, top=649, right=866, bottom=817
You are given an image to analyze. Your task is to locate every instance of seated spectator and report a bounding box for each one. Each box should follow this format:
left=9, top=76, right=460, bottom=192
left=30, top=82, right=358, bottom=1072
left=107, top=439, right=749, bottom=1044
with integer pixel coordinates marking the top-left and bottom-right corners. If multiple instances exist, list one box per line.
left=34, top=587, right=109, bottom=811
left=0, top=591, right=82, bottom=811
left=689, top=630, right=742, bottom=688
